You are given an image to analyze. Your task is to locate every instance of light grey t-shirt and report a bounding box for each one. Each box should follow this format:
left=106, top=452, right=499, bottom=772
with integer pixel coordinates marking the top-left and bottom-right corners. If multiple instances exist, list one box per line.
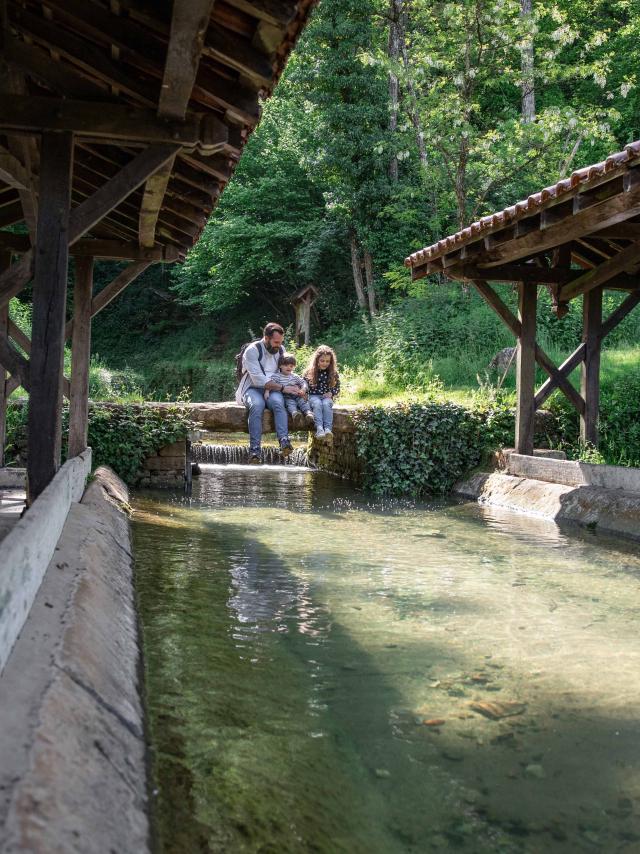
left=235, top=341, right=281, bottom=403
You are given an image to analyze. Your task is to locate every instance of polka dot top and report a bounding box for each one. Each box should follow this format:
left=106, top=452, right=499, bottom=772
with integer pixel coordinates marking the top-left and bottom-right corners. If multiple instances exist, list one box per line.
left=306, top=368, right=340, bottom=398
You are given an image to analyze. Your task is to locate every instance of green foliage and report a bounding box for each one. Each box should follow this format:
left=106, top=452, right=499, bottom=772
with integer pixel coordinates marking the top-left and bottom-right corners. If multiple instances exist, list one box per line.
left=81, top=401, right=193, bottom=485
left=353, top=400, right=511, bottom=497
left=4, top=400, right=193, bottom=486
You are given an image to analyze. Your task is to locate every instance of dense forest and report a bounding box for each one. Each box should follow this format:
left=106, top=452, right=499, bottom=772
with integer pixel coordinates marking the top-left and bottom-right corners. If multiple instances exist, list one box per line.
left=13, top=0, right=640, bottom=461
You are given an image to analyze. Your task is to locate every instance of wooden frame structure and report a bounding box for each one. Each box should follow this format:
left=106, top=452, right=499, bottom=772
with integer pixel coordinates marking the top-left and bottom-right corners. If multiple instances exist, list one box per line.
left=0, top=0, right=317, bottom=502
left=405, top=141, right=640, bottom=456
left=291, top=282, right=318, bottom=345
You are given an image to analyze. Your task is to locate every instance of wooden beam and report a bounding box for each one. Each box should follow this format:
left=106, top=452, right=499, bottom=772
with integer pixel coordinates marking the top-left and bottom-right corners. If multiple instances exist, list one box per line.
left=68, top=257, right=93, bottom=458
left=224, top=0, right=297, bottom=28
left=580, top=286, right=602, bottom=446
left=0, top=231, right=30, bottom=252
left=593, top=223, right=640, bottom=241
left=71, top=240, right=179, bottom=262
left=473, top=279, right=585, bottom=414
left=159, top=0, right=216, bottom=121
left=8, top=319, right=71, bottom=399
left=458, top=263, right=576, bottom=285
left=27, top=131, right=73, bottom=501
left=0, top=95, right=228, bottom=152
left=204, top=23, right=273, bottom=89
left=0, top=333, right=30, bottom=391
left=2, top=34, right=112, bottom=100
left=0, top=251, right=10, bottom=466
left=600, top=289, right=640, bottom=340
left=560, top=242, right=640, bottom=302
left=534, top=344, right=586, bottom=410
left=0, top=146, right=30, bottom=190
left=64, top=262, right=153, bottom=340
left=515, top=282, right=537, bottom=455
left=0, top=144, right=180, bottom=309
left=139, top=0, right=215, bottom=248
left=483, top=184, right=640, bottom=268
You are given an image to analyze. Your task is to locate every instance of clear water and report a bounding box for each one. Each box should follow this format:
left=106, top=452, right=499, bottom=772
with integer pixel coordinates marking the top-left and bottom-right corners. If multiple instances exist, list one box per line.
left=132, top=464, right=640, bottom=853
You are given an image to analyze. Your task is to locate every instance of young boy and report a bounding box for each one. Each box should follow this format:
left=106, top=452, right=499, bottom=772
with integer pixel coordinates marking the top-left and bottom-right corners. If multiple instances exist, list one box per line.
left=265, top=354, right=316, bottom=427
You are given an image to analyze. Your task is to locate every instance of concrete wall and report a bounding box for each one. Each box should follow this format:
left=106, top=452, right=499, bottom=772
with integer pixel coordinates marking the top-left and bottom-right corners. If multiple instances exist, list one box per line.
left=0, top=449, right=92, bottom=675
left=505, top=452, right=640, bottom=493
left=138, top=438, right=187, bottom=488
left=455, top=471, right=640, bottom=541
left=0, top=467, right=148, bottom=854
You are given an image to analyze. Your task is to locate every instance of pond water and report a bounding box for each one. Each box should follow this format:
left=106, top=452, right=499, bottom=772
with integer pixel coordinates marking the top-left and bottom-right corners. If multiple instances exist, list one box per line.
left=132, top=464, right=640, bottom=853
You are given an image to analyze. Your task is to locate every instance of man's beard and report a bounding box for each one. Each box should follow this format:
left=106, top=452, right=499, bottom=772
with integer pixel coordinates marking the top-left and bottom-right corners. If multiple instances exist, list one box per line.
left=265, top=343, right=280, bottom=353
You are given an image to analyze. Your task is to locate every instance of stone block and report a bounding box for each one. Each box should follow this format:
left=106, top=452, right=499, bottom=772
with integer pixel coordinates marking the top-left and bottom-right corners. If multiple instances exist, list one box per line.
left=158, top=441, right=186, bottom=457
left=144, top=456, right=184, bottom=472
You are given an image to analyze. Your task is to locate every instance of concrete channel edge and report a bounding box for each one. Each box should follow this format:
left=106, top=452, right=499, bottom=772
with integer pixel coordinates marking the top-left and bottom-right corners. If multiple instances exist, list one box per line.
left=0, top=466, right=149, bottom=854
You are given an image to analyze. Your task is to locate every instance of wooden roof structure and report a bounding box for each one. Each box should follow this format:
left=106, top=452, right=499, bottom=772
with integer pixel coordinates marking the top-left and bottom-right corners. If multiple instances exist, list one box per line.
left=404, top=141, right=640, bottom=456
left=0, top=0, right=317, bottom=501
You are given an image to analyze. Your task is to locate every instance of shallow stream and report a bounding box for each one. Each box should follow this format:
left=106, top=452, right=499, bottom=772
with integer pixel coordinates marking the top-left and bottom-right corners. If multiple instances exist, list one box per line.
left=133, top=464, right=640, bottom=853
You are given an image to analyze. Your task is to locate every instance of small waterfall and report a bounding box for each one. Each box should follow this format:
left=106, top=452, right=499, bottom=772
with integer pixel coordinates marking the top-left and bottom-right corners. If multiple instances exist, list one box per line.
left=192, top=443, right=309, bottom=467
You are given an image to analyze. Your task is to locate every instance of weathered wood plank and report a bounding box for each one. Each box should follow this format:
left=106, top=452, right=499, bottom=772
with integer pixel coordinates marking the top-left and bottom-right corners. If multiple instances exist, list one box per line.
left=139, top=0, right=215, bottom=248
left=515, top=282, right=537, bottom=455
left=473, top=279, right=585, bottom=413
left=0, top=334, right=30, bottom=391
left=458, top=263, right=576, bottom=285
left=159, top=0, right=216, bottom=121
left=68, top=257, right=93, bottom=458
left=224, top=0, right=297, bottom=28
left=0, top=144, right=180, bottom=309
left=534, top=343, right=586, bottom=410
left=482, top=185, right=640, bottom=268
left=27, top=131, right=73, bottom=502
left=560, top=241, right=640, bottom=302
left=0, top=146, right=30, bottom=190
left=580, top=286, right=602, bottom=446
left=8, top=319, right=71, bottom=399
left=0, top=95, right=228, bottom=152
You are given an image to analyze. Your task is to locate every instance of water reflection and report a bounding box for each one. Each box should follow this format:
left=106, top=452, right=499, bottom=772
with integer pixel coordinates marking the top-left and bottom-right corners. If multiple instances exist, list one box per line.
left=134, top=466, right=640, bottom=853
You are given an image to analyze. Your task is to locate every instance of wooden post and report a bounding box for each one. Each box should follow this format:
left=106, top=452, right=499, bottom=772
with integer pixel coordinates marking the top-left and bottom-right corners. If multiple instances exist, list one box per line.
left=68, top=257, right=93, bottom=458
left=27, top=131, right=73, bottom=502
left=580, top=285, right=603, bottom=446
left=515, top=282, right=537, bottom=455
left=0, top=250, right=10, bottom=467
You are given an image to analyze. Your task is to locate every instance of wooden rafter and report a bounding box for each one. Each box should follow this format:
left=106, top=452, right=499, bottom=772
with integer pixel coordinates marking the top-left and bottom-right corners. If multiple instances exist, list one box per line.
left=0, top=144, right=179, bottom=308
left=0, top=95, right=228, bottom=152
left=139, top=0, right=215, bottom=248
left=560, top=241, right=640, bottom=302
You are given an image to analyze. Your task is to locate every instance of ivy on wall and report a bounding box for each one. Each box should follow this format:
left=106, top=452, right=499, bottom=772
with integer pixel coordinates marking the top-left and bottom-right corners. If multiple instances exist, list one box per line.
left=352, top=401, right=514, bottom=497
left=5, top=401, right=194, bottom=486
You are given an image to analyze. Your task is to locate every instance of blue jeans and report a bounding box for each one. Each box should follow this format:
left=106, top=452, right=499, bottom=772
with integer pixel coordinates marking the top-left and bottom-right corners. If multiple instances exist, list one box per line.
left=243, top=387, right=289, bottom=452
left=284, top=395, right=311, bottom=416
left=309, top=395, right=334, bottom=430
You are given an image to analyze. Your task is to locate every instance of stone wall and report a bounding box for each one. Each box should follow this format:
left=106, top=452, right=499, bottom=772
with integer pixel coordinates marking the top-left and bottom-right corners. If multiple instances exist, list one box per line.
left=138, top=438, right=187, bottom=488
left=308, top=430, right=364, bottom=484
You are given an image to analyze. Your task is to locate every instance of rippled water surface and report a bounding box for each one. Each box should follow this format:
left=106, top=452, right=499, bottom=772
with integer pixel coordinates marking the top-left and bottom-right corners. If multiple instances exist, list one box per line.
left=133, top=465, right=640, bottom=853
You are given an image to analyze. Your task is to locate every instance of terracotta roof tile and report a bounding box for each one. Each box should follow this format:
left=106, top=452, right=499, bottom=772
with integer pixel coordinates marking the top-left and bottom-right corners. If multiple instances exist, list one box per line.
left=405, top=140, right=640, bottom=269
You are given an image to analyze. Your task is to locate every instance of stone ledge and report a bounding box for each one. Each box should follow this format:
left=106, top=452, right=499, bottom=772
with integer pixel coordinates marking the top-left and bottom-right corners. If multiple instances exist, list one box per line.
left=0, top=467, right=148, bottom=854
left=455, top=471, right=640, bottom=542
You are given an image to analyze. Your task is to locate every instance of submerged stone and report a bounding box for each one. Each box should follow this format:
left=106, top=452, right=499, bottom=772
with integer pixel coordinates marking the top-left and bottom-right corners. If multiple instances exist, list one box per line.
left=469, top=701, right=527, bottom=720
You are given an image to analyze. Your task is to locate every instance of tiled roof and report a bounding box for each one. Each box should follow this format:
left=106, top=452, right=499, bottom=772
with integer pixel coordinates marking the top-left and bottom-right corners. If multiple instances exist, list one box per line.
left=405, top=140, right=640, bottom=269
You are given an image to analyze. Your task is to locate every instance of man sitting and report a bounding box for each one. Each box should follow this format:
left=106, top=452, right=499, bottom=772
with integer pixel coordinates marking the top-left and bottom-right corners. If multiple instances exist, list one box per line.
left=235, top=322, right=304, bottom=464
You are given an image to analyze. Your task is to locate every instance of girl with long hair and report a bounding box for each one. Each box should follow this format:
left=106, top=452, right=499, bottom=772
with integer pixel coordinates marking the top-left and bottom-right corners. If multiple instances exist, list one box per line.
left=304, top=345, right=340, bottom=440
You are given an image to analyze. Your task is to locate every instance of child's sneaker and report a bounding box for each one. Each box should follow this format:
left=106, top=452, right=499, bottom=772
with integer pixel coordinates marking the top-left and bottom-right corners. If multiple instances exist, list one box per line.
left=315, top=428, right=326, bottom=439
left=248, top=451, right=262, bottom=465
left=291, top=411, right=303, bottom=427
left=305, top=412, right=316, bottom=428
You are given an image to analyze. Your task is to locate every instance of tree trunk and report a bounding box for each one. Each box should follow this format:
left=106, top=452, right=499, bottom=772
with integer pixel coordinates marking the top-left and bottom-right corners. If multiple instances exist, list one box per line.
left=520, top=0, right=535, bottom=123
left=399, top=3, right=427, bottom=168
left=363, top=248, right=377, bottom=316
left=388, top=0, right=402, bottom=182
left=349, top=232, right=368, bottom=317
